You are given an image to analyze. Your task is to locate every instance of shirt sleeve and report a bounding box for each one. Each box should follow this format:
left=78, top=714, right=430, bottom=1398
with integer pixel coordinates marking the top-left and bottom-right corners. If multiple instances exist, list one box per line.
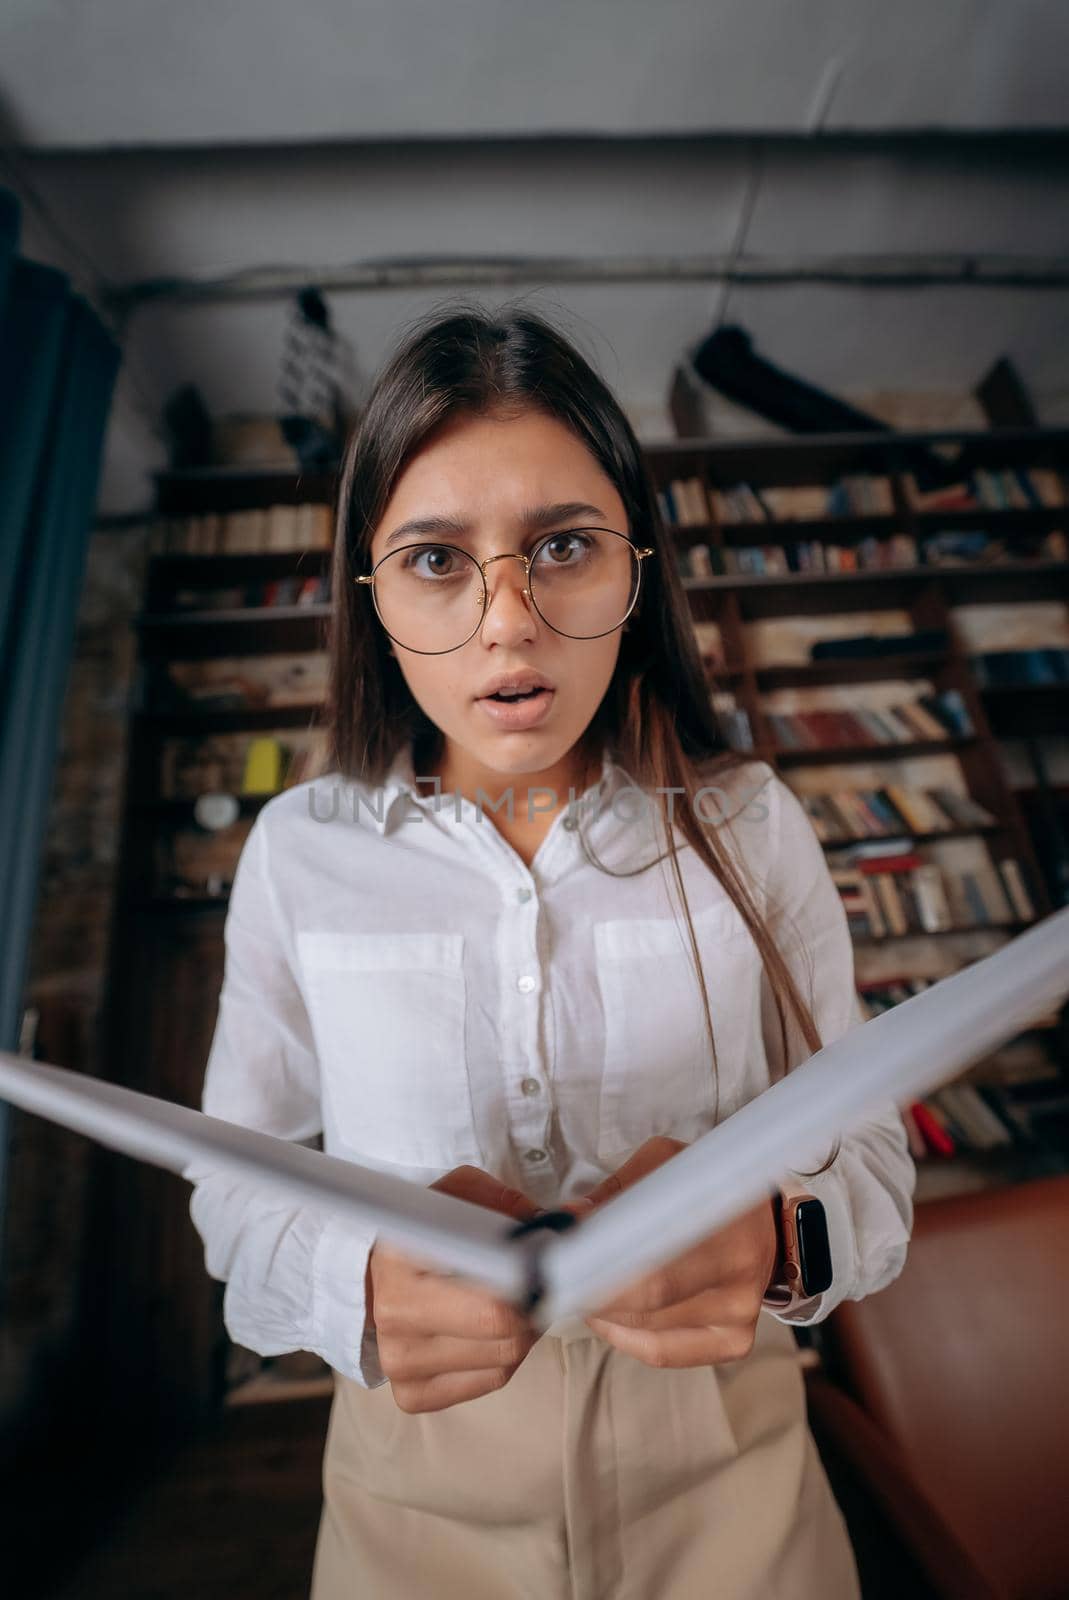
left=755, top=771, right=916, bottom=1325
left=184, top=810, right=388, bottom=1388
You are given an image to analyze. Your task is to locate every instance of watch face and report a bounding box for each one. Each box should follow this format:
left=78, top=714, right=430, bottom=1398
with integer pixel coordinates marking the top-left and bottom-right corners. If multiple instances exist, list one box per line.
left=795, top=1198, right=833, bottom=1296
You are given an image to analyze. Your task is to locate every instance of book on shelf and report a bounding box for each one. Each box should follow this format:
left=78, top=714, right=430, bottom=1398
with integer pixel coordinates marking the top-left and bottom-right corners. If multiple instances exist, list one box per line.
left=802, top=783, right=997, bottom=841
left=808, top=628, right=948, bottom=660
left=159, top=729, right=330, bottom=800
left=149, top=503, right=334, bottom=556
left=690, top=621, right=727, bottom=675
left=659, top=473, right=906, bottom=530
left=764, top=688, right=972, bottom=755
left=167, top=574, right=330, bottom=613
left=709, top=690, right=753, bottom=752
left=855, top=975, right=1065, bottom=1159
left=827, top=836, right=1036, bottom=938
left=970, top=647, right=1069, bottom=687
left=903, top=465, right=1065, bottom=515
left=160, top=653, right=329, bottom=713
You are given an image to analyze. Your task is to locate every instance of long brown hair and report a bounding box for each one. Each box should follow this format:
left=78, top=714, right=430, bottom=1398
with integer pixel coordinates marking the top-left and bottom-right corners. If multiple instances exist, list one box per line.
left=327, top=301, right=830, bottom=1138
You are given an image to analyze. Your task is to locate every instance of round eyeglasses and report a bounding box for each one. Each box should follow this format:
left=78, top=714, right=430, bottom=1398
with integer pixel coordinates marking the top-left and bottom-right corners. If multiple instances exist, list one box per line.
left=354, top=527, right=655, bottom=655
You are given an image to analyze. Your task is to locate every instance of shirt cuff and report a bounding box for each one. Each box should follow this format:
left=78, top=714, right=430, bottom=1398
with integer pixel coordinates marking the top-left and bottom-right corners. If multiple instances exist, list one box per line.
left=310, top=1212, right=389, bottom=1388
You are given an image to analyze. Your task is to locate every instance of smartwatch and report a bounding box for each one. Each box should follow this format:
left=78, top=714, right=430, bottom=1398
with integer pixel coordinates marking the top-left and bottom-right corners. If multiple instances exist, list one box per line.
left=762, top=1185, right=833, bottom=1310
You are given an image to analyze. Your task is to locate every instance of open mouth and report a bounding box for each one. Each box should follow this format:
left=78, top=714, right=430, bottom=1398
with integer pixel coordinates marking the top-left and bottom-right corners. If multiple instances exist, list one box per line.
left=484, top=688, right=547, bottom=703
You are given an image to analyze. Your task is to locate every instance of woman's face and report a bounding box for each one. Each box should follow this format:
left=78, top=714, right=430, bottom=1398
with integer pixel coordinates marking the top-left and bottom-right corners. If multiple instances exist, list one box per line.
left=368, top=406, right=629, bottom=790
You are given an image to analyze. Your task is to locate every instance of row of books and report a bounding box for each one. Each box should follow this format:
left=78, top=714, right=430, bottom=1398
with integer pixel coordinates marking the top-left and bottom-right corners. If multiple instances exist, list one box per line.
left=161, top=731, right=329, bottom=800
left=659, top=466, right=1065, bottom=529
left=799, top=785, right=997, bottom=842
left=830, top=849, right=1036, bottom=937
left=921, top=528, right=1067, bottom=566
left=675, top=528, right=1066, bottom=580
left=765, top=690, right=972, bottom=752
left=710, top=690, right=754, bottom=752
left=660, top=475, right=899, bottom=526
left=905, top=1086, right=1054, bottom=1160
left=908, top=467, right=1065, bottom=514
left=677, top=536, right=920, bottom=578
left=149, top=503, right=334, bottom=555
left=168, top=575, right=331, bottom=612
left=971, top=647, right=1069, bottom=687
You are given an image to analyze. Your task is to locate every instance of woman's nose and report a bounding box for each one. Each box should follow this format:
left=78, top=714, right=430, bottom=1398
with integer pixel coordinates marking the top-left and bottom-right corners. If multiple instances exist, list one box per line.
left=479, top=554, right=538, bottom=642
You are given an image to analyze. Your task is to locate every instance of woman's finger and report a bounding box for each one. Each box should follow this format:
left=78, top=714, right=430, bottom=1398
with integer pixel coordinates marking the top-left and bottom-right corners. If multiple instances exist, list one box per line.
left=581, top=1199, right=776, bottom=1319
left=584, top=1281, right=759, bottom=1334
left=584, top=1318, right=757, bottom=1368
left=580, top=1136, right=688, bottom=1208
left=380, top=1328, right=539, bottom=1381
left=371, top=1263, right=535, bottom=1342
left=429, top=1164, right=543, bottom=1222
left=390, top=1366, right=518, bottom=1415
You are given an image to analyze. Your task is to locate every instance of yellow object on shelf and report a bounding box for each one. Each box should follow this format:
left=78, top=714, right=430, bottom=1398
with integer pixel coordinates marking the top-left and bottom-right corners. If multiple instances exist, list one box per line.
left=242, top=737, right=285, bottom=795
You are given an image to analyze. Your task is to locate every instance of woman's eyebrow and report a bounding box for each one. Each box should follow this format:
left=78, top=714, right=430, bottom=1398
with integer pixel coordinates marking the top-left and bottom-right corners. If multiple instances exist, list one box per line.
left=381, top=500, right=607, bottom=551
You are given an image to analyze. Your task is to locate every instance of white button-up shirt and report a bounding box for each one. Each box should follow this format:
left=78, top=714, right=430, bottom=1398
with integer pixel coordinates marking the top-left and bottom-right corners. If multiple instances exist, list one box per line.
left=188, top=745, right=914, bottom=1389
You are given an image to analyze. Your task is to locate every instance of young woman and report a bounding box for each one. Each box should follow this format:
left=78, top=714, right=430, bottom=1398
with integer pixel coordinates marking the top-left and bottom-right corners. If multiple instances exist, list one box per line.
left=189, top=304, right=914, bottom=1599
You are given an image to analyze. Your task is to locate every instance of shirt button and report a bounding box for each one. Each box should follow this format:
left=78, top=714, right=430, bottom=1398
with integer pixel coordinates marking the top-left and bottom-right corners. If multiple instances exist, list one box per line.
left=520, top=1077, right=542, bottom=1097
left=524, top=1148, right=548, bottom=1163
left=516, top=887, right=533, bottom=903
left=516, top=974, right=537, bottom=994
left=562, top=814, right=578, bottom=831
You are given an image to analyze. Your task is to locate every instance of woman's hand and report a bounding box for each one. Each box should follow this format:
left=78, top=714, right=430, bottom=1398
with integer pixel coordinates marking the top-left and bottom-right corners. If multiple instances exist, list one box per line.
left=367, top=1165, right=542, bottom=1414
left=572, top=1136, right=780, bottom=1369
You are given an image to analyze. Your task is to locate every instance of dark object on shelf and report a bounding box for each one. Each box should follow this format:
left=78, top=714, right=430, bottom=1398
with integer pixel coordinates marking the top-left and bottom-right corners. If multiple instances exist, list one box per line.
left=972, top=648, right=1069, bottom=687
left=278, top=286, right=345, bottom=471
left=163, top=383, right=214, bottom=471
left=975, top=356, right=1040, bottom=429
left=691, top=325, right=955, bottom=490
left=811, top=630, right=949, bottom=660
left=693, top=325, right=885, bottom=436
left=1023, top=736, right=1069, bottom=911
left=667, top=363, right=713, bottom=438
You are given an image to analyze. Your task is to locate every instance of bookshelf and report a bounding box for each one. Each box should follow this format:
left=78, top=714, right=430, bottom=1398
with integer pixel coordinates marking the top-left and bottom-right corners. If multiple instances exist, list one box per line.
left=100, top=426, right=1069, bottom=1421
left=645, top=425, right=1069, bottom=1205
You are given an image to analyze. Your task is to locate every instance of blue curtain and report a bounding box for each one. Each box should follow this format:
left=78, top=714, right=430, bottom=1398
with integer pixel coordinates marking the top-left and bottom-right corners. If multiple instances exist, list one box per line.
left=0, top=188, right=121, bottom=1272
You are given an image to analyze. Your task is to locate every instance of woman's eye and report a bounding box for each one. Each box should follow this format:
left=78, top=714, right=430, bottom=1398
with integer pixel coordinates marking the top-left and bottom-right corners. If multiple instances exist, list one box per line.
left=404, top=545, right=461, bottom=578
left=537, top=531, right=591, bottom=565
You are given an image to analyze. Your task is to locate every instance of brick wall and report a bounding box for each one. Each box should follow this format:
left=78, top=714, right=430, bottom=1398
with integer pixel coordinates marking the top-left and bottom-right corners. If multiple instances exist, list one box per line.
left=0, top=520, right=149, bottom=1436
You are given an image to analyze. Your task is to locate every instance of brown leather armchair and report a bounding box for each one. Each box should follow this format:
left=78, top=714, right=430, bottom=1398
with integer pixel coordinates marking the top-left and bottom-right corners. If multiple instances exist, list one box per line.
left=806, top=1174, right=1069, bottom=1600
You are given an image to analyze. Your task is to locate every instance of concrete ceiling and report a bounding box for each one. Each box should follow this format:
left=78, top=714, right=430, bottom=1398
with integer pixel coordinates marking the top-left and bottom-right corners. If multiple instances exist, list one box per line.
left=2, top=0, right=1068, bottom=149
left=3, top=5, right=1067, bottom=515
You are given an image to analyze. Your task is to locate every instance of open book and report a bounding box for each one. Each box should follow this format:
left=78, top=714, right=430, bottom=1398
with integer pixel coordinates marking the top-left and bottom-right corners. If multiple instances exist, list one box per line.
left=2, top=906, right=1067, bottom=1329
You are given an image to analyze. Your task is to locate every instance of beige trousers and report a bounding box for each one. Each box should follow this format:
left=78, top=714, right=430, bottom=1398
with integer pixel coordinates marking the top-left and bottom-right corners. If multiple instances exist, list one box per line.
left=311, top=1311, right=860, bottom=1600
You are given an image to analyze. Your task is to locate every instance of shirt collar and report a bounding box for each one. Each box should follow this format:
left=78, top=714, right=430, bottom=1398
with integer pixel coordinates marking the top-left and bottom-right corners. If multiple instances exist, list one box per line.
left=364, top=740, right=621, bottom=838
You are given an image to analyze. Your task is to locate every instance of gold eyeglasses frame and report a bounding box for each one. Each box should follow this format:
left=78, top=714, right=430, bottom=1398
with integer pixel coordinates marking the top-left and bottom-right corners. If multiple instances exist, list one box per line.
left=354, top=526, right=656, bottom=656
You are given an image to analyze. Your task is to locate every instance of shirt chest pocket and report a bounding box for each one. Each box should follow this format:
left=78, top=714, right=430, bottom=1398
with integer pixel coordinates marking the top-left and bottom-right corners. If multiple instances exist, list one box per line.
left=592, top=901, right=756, bottom=1161
left=296, top=929, right=481, bottom=1168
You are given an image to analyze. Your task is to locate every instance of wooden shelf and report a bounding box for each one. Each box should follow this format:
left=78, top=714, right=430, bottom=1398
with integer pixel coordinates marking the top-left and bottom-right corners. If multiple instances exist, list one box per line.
left=821, top=824, right=1004, bottom=849
left=695, top=505, right=1067, bottom=547
left=682, top=560, right=1069, bottom=593
left=851, top=921, right=1032, bottom=945
left=641, top=423, right=1069, bottom=479
left=225, top=1372, right=335, bottom=1408
left=136, top=603, right=331, bottom=631
left=913, top=1143, right=1069, bottom=1202
left=768, top=736, right=976, bottom=767
left=148, top=549, right=329, bottom=586
left=135, top=704, right=325, bottom=736
left=752, top=651, right=949, bottom=689
left=132, top=794, right=272, bottom=819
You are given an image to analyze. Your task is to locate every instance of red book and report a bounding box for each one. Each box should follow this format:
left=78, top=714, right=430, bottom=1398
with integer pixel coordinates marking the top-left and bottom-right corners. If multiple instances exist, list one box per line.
left=910, top=1100, right=956, bottom=1157
left=858, top=852, right=926, bottom=874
